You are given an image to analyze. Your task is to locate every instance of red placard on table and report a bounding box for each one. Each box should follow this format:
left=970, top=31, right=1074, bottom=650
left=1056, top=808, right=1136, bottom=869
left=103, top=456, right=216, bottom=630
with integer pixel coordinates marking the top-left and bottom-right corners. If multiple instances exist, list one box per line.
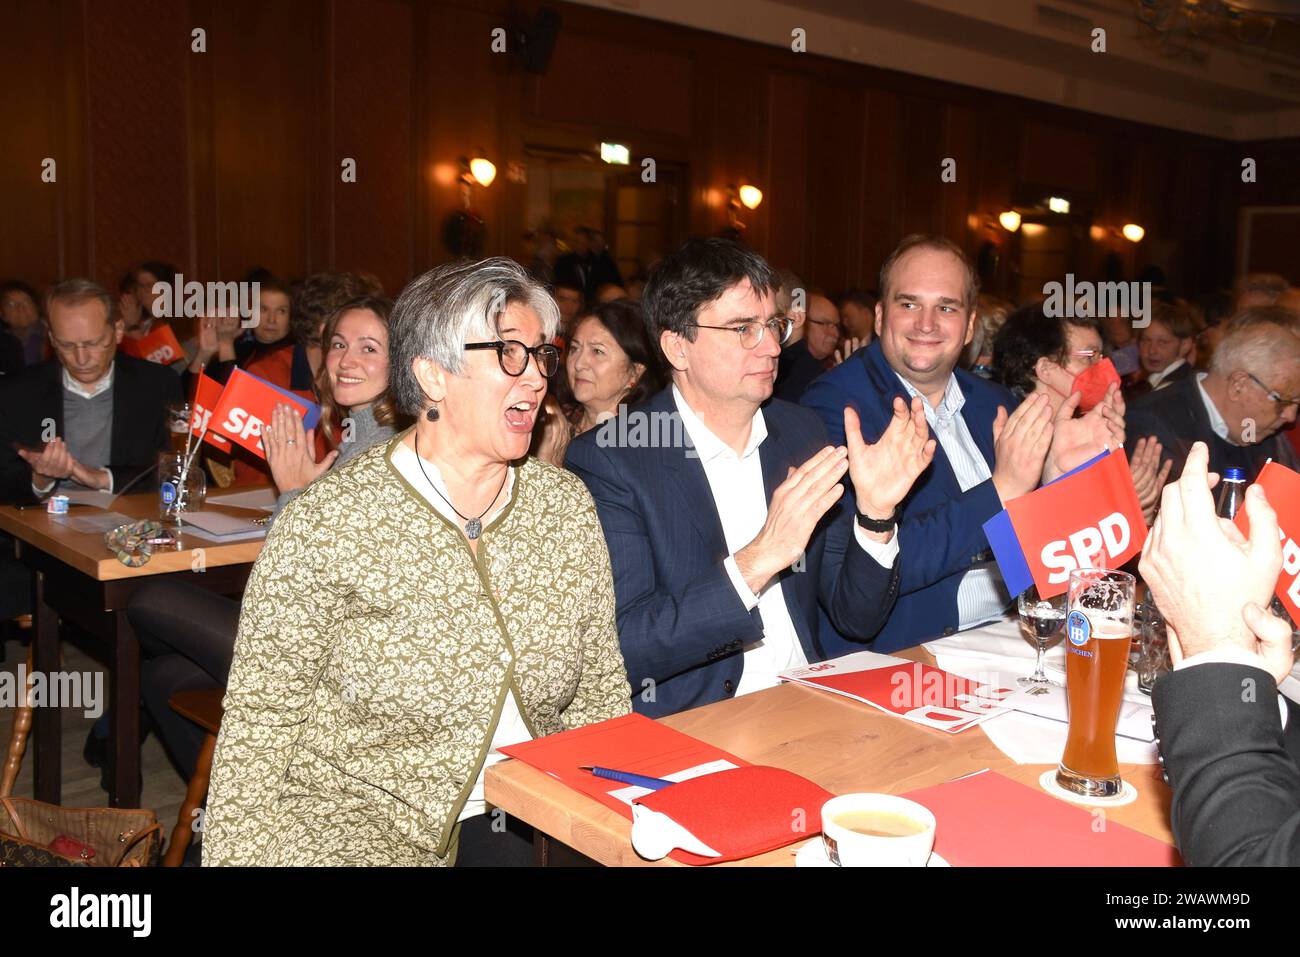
left=1235, top=461, right=1300, bottom=624
left=207, top=366, right=320, bottom=460
left=189, top=373, right=231, bottom=450
left=119, top=323, right=185, bottom=365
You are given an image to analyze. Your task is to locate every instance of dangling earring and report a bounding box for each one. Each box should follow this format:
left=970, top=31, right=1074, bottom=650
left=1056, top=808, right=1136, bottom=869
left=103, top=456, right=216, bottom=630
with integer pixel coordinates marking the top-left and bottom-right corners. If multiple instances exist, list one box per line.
left=426, top=404, right=440, bottom=422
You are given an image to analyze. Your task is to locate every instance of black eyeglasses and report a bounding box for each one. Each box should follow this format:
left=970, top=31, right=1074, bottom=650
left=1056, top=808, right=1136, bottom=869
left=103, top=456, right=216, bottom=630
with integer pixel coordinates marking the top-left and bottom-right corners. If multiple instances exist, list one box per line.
left=686, top=316, right=794, bottom=350
left=465, top=340, right=561, bottom=377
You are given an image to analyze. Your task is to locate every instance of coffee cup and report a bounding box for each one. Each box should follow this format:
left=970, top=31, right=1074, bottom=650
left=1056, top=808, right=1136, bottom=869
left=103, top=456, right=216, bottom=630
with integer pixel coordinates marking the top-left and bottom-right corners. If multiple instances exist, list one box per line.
left=820, top=793, right=936, bottom=867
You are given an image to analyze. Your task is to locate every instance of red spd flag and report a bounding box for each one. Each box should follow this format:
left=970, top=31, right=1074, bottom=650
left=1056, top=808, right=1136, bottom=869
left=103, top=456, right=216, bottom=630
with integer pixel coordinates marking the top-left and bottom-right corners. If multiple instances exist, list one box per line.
left=189, top=373, right=231, bottom=449
left=208, top=366, right=319, bottom=460
left=1006, top=448, right=1147, bottom=599
left=1235, top=462, right=1300, bottom=624
left=119, top=324, right=185, bottom=365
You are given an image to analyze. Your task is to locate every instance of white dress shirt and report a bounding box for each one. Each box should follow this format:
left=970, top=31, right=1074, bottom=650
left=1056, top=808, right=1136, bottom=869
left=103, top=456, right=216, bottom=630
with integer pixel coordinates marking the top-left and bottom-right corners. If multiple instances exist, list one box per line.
left=894, top=372, right=1011, bottom=629
left=389, top=440, right=532, bottom=821
left=1147, top=357, right=1187, bottom=392
left=32, top=364, right=116, bottom=496
left=671, top=386, right=898, bottom=697
left=1195, top=372, right=1236, bottom=445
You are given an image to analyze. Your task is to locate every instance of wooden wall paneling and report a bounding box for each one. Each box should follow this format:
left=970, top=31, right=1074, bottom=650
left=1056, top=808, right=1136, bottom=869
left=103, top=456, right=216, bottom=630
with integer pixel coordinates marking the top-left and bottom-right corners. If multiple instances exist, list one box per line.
left=206, top=0, right=320, bottom=282
left=186, top=0, right=217, bottom=286
left=941, top=103, right=979, bottom=253
left=0, top=0, right=82, bottom=289
left=330, top=0, right=416, bottom=295
left=82, top=0, right=190, bottom=291
left=804, top=82, right=867, bottom=293
left=418, top=1, right=514, bottom=267
left=763, top=71, right=809, bottom=277
left=862, top=90, right=902, bottom=288
left=688, top=58, right=769, bottom=247
left=898, top=96, right=945, bottom=239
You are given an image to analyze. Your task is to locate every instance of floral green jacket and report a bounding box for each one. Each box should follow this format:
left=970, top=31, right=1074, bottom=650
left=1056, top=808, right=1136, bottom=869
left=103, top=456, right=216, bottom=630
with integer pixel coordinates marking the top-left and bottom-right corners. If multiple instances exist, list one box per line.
left=203, top=434, right=631, bottom=866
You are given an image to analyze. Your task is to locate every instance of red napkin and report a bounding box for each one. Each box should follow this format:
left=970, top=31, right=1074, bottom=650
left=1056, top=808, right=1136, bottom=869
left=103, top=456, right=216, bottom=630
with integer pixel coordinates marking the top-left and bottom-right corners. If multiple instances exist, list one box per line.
left=633, top=766, right=833, bottom=865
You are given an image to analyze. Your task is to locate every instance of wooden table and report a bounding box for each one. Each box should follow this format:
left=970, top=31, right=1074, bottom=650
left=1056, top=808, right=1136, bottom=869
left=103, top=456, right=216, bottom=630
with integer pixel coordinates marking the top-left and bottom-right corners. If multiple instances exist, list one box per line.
left=0, top=492, right=267, bottom=807
left=484, top=648, right=1174, bottom=866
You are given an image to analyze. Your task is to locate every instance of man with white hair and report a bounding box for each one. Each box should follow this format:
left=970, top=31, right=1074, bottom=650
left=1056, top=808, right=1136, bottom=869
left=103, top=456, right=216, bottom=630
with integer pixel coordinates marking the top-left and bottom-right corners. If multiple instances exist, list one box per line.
left=1125, top=307, right=1300, bottom=481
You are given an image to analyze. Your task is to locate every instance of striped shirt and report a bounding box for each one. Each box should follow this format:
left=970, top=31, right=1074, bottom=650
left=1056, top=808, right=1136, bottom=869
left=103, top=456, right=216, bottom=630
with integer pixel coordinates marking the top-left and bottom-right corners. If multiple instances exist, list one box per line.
left=894, top=372, right=1012, bottom=628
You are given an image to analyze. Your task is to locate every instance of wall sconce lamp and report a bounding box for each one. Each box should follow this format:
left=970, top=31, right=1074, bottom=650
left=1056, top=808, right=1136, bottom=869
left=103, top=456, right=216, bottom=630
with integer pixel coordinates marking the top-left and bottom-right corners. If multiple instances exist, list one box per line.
left=459, top=154, right=497, bottom=207
left=1090, top=223, right=1146, bottom=244
left=728, top=183, right=763, bottom=230
left=997, top=210, right=1021, bottom=232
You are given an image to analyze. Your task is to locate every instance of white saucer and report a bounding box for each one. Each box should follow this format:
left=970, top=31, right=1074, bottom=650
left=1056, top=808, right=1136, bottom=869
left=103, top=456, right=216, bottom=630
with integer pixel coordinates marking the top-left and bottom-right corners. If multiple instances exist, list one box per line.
left=795, top=839, right=949, bottom=868
left=1038, top=769, right=1138, bottom=807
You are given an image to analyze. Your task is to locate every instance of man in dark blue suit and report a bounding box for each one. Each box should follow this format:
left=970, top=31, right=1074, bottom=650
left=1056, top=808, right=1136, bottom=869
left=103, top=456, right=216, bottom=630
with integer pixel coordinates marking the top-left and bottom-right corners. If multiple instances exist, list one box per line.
left=566, top=238, right=935, bottom=717
left=803, top=235, right=1117, bottom=653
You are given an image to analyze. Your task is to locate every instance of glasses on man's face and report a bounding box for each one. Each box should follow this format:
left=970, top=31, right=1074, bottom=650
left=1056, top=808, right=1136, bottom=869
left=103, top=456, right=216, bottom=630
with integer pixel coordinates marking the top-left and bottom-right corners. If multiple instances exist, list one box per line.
left=1246, top=372, right=1300, bottom=413
left=1067, top=349, right=1103, bottom=366
left=49, top=328, right=116, bottom=357
left=688, top=316, right=794, bottom=350
left=806, top=318, right=844, bottom=334
left=465, top=340, right=561, bottom=378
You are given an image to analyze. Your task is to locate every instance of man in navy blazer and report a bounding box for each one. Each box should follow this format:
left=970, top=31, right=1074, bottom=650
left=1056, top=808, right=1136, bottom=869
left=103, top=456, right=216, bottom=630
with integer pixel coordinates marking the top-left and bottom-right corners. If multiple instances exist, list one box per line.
left=566, top=238, right=935, bottom=717
left=803, top=235, right=1116, bottom=653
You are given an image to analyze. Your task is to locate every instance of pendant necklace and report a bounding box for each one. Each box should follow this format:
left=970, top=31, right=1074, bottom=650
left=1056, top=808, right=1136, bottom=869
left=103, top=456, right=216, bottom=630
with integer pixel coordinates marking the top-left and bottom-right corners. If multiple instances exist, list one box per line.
left=413, top=433, right=508, bottom=540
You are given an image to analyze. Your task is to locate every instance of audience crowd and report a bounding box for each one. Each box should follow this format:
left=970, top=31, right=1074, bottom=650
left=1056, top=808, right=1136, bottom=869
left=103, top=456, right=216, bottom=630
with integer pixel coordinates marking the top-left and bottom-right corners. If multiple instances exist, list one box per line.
left=2, top=235, right=1298, bottom=867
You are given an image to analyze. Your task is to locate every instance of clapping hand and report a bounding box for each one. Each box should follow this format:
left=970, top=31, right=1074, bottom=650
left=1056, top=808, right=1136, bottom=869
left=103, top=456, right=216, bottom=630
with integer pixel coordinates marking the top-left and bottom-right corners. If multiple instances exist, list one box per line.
left=845, top=397, right=935, bottom=527
left=1129, top=435, right=1173, bottom=526
left=833, top=337, right=866, bottom=367
left=532, top=395, right=573, bottom=468
left=118, top=292, right=144, bottom=333
left=1139, top=441, right=1291, bottom=683
left=262, top=402, right=338, bottom=494
left=1043, top=384, right=1125, bottom=482
left=991, top=392, right=1054, bottom=503
left=734, top=445, right=849, bottom=595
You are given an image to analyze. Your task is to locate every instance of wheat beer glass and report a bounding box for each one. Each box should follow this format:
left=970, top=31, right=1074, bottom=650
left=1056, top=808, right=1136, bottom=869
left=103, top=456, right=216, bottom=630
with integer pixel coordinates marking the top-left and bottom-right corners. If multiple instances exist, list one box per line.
left=1056, top=568, right=1135, bottom=798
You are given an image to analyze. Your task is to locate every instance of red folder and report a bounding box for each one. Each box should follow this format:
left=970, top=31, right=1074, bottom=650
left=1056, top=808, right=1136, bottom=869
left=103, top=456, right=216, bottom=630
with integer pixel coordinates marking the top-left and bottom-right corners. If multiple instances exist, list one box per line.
left=499, top=713, right=751, bottom=821
left=904, top=770, right=1179, bottom=867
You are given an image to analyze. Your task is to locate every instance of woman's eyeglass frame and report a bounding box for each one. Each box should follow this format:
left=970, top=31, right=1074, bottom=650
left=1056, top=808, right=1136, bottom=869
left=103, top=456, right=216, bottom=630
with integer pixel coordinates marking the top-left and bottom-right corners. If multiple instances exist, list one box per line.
left=465, top=340, right=561, bottom=378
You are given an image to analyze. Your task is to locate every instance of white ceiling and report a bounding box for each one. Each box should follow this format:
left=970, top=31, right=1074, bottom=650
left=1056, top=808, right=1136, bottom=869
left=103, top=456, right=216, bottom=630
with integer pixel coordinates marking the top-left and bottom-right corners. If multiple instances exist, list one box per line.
left=576, top=0, right=1300, bottom=139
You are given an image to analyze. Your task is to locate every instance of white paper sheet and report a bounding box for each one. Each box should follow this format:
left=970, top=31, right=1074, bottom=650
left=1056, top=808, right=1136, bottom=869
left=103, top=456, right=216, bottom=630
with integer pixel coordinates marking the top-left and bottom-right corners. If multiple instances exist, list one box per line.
left=206, top=487, right=278, bottom=512
left=60, top=489, right=118, bottom=509
left=923, top=616, right=1158, bottom=765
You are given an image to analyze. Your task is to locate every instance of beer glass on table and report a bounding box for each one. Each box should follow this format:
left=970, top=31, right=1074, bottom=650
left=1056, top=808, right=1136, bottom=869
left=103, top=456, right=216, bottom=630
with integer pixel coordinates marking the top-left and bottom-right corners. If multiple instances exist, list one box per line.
left=1056, top=568, right=1136, bottom=798
left=1016, top=585, right=1066, bottom=693
left=166, top=402, right=193, bottom=456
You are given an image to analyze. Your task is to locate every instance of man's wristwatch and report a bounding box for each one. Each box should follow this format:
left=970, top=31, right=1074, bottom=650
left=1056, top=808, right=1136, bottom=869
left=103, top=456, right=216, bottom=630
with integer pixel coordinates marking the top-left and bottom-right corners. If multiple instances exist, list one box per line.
left=855, top=505, right=899, bottom=533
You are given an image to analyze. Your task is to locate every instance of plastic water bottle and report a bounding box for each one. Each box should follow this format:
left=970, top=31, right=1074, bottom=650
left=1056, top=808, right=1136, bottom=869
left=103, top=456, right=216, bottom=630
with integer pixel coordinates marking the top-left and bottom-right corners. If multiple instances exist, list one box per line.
left=1215, top=467, right=1247, bottom=519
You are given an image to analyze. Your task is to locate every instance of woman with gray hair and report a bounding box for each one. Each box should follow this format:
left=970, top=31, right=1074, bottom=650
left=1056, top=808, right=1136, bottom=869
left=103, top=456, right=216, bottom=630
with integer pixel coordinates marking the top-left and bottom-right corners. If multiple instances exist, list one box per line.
left=204, top=257, right=632, bottom=866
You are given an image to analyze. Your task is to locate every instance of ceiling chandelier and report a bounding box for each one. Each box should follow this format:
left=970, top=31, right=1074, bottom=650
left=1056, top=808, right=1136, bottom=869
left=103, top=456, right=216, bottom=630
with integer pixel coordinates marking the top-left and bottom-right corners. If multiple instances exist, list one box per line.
left=1135, top=0, right=1278, bottom=60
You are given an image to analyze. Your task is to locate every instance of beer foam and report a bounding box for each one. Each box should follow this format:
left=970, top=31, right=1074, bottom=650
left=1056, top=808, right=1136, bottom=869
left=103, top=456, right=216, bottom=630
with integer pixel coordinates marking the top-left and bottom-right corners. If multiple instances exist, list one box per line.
left=1085, top=618, right=1133, bottom=640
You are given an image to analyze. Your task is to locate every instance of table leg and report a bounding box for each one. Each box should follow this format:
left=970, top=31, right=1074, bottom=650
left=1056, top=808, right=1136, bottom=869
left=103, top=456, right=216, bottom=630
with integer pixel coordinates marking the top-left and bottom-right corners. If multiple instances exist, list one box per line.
left=110, top=609, right=141, bottom=808
left=32, top=570, right=60, bottom=803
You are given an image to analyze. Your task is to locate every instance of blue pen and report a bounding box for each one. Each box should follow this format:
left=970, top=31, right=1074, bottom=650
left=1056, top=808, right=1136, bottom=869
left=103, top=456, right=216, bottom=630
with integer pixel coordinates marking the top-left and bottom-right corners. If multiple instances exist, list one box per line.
left=579, top=765, right=675, bottom=791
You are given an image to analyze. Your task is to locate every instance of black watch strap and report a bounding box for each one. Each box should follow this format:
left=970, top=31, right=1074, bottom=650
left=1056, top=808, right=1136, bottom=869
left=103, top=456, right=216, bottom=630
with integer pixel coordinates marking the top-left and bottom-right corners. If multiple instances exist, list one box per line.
left=855, top=506, right=899, bottom=533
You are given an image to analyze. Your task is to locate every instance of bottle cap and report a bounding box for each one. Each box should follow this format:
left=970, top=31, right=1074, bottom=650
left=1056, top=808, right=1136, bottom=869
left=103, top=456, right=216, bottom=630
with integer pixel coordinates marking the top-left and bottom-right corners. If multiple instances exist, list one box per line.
left=1224, top=467, right=1246, bottom=481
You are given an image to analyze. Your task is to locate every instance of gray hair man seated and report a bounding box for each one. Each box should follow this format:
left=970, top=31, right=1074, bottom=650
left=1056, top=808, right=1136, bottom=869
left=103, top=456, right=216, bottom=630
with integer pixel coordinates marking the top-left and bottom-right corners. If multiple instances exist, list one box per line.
left=1125, top=306, right=1300, bottom=482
